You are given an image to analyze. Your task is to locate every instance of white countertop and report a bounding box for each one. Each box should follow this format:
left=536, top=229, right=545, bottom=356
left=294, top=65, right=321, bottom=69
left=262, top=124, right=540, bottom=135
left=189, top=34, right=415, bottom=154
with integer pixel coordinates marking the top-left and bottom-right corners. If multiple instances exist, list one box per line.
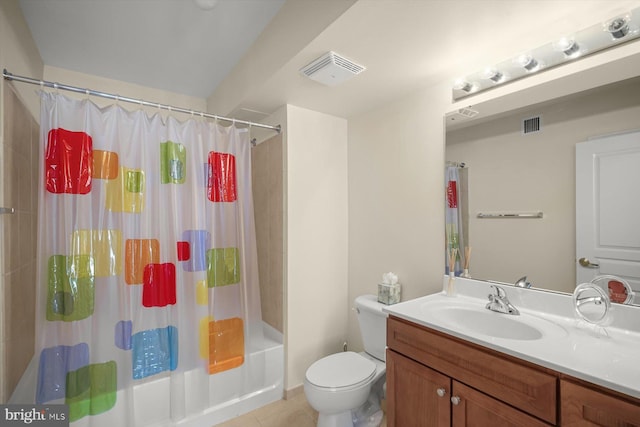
left=383, top=276, right=640, bottom=399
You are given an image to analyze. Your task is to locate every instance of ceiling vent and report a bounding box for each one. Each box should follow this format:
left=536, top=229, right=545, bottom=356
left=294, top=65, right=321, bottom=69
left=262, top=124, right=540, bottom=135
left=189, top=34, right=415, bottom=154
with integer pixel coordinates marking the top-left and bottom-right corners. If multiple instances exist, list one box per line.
left=522, top=115, right=542, bottom=135
left=300, top=51, right=365, bottom=86
left=456, top=107, right=479, bottom=119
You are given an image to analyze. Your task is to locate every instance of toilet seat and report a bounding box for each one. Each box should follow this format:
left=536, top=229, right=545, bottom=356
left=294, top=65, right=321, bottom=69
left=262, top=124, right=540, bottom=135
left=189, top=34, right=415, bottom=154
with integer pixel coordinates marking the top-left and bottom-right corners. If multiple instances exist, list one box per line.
left=305, top=351, right=376, bottom=391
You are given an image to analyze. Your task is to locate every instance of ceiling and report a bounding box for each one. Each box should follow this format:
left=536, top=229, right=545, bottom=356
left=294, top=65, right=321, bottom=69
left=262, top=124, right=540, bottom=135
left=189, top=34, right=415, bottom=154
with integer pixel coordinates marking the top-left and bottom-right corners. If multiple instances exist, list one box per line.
left=18, top=0, right=285, bottom=99
left=18, top=0, right=640, bottom=121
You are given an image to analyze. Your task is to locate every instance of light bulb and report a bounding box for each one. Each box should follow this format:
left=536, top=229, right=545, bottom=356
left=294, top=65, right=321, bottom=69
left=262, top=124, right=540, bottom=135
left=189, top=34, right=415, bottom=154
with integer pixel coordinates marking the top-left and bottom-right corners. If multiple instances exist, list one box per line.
left=482, top=68, right=504, bottom=83
left=606, top=16, right=630, bottom=39
left=554, top=37, right=581, bottom=58
left=515, top=54, right=541, bottom=72
left=453, top=79, right=474, bottom=92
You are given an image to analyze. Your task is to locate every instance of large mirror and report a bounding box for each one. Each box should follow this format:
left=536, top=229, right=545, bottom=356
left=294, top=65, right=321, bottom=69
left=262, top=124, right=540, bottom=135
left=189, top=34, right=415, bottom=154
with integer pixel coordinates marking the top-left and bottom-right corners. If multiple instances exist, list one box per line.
left=445, top=75, right=640, bottom=305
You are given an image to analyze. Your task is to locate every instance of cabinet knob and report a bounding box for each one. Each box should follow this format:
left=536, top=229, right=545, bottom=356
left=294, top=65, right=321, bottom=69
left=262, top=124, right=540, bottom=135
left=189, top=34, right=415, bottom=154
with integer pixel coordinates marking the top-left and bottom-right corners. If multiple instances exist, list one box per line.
left=450, top=396, right=461, bottom=405
left=436, top=388, right=446, bottom=397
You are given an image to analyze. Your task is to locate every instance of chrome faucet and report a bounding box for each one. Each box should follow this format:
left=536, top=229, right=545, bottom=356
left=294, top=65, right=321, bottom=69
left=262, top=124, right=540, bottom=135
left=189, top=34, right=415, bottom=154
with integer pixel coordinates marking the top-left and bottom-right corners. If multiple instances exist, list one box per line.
left=486, top=285, right=520, bottom=315
left=514, top=276, right=532, bottom=288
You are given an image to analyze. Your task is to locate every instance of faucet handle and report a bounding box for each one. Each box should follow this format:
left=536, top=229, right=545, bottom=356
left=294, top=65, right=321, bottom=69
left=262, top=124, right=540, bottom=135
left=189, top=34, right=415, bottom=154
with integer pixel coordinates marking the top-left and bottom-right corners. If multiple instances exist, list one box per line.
left=489, top=285, right=506, bottom=299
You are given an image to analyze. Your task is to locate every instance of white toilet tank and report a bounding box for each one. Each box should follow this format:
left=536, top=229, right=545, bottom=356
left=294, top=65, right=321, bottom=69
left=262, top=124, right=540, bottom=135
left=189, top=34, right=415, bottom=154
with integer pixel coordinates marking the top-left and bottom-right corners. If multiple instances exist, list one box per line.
left=355, top=295, right=388, bottom=362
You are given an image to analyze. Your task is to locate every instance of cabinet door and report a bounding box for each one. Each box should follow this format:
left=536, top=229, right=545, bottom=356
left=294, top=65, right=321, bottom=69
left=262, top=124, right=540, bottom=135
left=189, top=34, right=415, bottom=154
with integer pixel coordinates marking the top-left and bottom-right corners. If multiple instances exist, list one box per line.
left=561, top=380, right=640, bottom=426
left=388, top=316, right=557, bottom=424
left=387, top=349, right=451, bottom=427
left=451, top=381, right=551, bottom=427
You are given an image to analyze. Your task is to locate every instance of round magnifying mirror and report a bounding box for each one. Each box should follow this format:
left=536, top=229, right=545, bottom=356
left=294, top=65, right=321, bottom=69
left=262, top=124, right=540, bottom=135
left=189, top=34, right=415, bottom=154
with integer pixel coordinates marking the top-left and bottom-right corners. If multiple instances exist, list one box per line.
left=573, top=283, right=611, bottom=325
left=590, top=275, right=634, bottom=305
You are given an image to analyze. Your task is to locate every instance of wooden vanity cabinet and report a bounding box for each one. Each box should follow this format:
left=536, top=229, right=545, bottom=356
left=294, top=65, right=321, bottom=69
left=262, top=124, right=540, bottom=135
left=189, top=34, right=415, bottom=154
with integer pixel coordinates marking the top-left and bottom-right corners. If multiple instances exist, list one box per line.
left=387, top=315, right=556, bottom=427
left=560, top=379, right=640, bottom=426
left=387, top=315, right=640, bottom=427
left=386, top=349, right=451, bottom=426
left=450, top=380, right=550, bottom=427
left=387, top=350, right=549, bottom=427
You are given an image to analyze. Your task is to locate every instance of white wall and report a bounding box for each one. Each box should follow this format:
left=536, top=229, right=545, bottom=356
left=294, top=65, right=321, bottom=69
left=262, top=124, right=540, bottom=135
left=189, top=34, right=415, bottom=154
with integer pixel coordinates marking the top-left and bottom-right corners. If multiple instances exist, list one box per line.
left=284, top=105, right=348, bottom=390
left=347, top=81, right=451, bottom=350
left=0, top=0, right=44, bottom=120
left=44, top=66, right=206, bottom=114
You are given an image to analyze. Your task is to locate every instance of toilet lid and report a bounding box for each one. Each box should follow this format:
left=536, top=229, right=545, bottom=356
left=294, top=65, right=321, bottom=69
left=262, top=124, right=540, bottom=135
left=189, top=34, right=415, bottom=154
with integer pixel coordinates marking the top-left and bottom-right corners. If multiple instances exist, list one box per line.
left=306, top=352, right=376, bottom=389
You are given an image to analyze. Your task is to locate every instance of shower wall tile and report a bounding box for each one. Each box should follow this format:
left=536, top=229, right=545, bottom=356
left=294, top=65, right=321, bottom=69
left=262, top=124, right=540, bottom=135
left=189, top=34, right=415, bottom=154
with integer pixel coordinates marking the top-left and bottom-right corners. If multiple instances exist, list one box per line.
left=16, top=151, right=30, bottom=211
left=252, top=135, right=284, bottom=334
left=1, top=211, right=17, bottom=273
left=18, top=213, right=31, bottom=265
left=11, top=90, right=32, bottom=159
left=5, top=266, right=35, bottom=394
left=0, top=85, right=39, bottom=402
left=0, top=141, right=14, bottom=218
left=30, top=124, right=39, bottom=214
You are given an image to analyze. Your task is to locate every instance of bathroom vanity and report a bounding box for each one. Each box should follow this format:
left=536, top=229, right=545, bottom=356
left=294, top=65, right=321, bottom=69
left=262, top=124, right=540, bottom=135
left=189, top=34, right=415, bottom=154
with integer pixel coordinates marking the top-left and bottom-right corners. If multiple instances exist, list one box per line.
left=383, top=277, right=640, bottom=426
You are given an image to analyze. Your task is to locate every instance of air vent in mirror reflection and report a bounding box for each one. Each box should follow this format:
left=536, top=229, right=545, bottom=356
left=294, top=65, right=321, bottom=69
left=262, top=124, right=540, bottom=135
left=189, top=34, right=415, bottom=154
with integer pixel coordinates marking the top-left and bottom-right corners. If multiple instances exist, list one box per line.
left=522, top=116, right=541, bottom=134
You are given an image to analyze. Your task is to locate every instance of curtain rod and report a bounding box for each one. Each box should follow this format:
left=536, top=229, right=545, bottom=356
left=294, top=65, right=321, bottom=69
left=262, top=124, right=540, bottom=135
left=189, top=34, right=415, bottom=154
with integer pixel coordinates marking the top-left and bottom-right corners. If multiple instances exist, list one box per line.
left=2, top=69, right=281, bottom=134
left=446, top=161, right=466, bottom=168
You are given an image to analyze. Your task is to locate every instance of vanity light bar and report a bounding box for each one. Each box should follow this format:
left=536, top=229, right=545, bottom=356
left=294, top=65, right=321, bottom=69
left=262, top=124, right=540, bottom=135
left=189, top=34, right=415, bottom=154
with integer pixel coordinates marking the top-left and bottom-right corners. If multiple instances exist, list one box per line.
left=452, top=7, right=640, bottom=101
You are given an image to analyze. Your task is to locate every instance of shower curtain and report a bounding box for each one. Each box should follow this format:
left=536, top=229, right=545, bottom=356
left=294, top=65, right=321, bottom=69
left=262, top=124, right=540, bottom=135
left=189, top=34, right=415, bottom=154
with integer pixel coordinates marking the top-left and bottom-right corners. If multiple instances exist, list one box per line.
left=445, top=165, right=465, bottom=275
left=31, top=92, right=263, bottom=425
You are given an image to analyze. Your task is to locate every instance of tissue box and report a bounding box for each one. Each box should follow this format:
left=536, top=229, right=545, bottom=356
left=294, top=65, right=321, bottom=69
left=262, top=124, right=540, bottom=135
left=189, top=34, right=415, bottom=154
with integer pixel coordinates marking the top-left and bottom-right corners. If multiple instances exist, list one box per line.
left=378, top=283, right=401, bottom=305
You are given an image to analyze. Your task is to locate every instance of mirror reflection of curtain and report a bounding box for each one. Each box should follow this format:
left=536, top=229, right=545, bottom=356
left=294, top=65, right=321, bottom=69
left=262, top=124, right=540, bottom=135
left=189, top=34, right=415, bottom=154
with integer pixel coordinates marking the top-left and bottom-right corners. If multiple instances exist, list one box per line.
left=445, top=164, right=466, bottom=275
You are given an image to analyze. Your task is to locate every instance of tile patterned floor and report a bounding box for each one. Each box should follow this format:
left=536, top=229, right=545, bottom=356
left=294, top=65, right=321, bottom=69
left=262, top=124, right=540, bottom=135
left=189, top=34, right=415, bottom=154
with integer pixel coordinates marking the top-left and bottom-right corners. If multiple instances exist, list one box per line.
left=214, top=392, right=387, bottom=427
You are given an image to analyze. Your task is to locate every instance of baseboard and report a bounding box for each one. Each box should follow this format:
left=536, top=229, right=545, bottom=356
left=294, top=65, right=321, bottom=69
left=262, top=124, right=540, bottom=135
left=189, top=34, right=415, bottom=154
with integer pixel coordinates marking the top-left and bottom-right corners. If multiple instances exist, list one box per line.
left=284, top=384, right=304, bottom=400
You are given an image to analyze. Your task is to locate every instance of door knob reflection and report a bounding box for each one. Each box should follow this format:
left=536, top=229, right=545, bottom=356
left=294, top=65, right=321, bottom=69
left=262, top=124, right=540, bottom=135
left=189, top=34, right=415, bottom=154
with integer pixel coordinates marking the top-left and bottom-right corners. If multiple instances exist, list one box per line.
left=578, top=257, right=600, bottom=268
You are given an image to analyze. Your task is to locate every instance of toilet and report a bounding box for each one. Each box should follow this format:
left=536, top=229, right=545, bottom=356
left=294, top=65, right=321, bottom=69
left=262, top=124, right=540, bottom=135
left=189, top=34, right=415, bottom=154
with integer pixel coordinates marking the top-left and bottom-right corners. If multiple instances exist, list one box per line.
left=304, top=295, right=387, bottom=427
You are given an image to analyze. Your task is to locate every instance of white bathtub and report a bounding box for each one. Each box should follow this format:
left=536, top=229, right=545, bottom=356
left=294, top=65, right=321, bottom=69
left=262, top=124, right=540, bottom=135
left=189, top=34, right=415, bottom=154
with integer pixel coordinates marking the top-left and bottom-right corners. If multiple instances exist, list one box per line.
left=11, top=322, right=284, bottom=427
left=137, top=322, right=284, bottom=427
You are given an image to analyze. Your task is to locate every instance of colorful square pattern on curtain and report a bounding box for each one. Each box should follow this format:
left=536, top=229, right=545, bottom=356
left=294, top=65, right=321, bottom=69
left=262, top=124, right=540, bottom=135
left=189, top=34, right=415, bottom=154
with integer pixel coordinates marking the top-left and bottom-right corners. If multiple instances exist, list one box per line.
left=207, top=152, right=237, bottom=202
left=160, top=141, right=186, bottom=184
left=47, top=255, right=95, bottom=321
left=45, top=128, right=93, bottom=194
left=206, top=247, right=240, bottom=287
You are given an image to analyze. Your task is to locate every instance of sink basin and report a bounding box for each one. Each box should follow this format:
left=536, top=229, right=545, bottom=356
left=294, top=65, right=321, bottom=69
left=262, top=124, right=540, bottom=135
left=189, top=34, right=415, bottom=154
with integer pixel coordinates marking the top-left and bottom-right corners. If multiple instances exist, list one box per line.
left=422, top=301, right=567, bottom=341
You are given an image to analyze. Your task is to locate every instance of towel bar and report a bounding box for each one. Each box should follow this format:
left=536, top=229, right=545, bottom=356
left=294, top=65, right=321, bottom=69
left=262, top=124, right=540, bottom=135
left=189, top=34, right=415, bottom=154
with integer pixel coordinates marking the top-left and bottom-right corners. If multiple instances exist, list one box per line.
left=477, top=211, right=543, bottom=219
